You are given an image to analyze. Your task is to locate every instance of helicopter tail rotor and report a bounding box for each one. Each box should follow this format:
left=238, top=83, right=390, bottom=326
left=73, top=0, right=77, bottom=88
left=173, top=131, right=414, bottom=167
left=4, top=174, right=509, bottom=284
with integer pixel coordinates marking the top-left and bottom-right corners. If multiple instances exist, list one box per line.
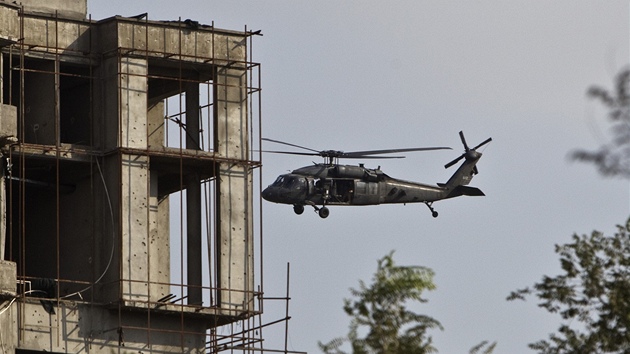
left=444, top=131, right=492, bottom=171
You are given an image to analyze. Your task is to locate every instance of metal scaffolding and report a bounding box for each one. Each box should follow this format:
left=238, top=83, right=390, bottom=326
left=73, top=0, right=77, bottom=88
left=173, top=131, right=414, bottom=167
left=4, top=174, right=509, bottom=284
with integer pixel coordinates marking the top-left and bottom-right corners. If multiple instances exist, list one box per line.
left=0, top=5, right=300, bottom=353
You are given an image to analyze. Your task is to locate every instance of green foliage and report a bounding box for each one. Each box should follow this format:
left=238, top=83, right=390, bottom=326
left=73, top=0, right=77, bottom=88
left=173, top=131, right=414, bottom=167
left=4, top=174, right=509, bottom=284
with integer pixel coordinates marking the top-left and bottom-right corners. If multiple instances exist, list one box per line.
left=508, top=217, right=630, bottom=353
left=469, top=341, right=497, bottom=354
left=572, top=67, right=630, bottom=177
left=319, top=251, right=443, bottom=354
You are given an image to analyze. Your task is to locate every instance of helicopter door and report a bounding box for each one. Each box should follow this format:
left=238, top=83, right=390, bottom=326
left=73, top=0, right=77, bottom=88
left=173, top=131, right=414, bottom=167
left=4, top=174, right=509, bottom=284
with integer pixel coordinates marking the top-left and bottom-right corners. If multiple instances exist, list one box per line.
left=352, top=181, right=379, bottom=205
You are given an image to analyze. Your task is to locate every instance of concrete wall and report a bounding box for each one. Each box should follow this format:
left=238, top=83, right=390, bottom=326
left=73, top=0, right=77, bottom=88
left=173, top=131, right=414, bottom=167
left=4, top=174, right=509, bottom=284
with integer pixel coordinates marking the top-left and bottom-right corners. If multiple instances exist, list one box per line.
left=0, top=4, right=19, bottom=45
left=23, top=60, right=56, bottom=145
left=18, top=0, right=87, bottom=20
left=0, top=104, right=16, bottom=139
left=58, top=169, right=97, bottom=293
left=20, top=16, right=91, bottom=62
left=99, top=19, right=248, bottom=66
left=18, top=300, right=206, bottom=353
left=96, top=56, right=119, bottom=150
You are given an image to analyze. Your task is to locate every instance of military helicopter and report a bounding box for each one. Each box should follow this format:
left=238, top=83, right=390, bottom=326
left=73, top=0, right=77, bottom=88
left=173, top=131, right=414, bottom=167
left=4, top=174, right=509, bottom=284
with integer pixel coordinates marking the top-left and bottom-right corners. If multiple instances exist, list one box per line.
left=261, top=131, right=491, bottom=218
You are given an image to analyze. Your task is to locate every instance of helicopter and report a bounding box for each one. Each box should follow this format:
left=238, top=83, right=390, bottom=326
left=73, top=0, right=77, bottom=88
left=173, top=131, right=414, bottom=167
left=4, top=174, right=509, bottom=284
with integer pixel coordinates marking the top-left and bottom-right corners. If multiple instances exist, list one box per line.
left=261, top=131, right=492, bottom=218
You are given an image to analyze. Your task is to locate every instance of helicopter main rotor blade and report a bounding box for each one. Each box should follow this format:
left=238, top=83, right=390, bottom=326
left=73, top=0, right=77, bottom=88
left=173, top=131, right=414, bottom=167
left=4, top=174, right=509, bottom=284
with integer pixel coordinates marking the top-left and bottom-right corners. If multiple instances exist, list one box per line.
left=343, top=146, right=451, bottom=158
left=262, top=138, right=320, bottom=153
left=260, top=150, right=321, bottom=157
left=342, top=155, right=405, bottom=159
left=263, top=138, right=451, bottom=161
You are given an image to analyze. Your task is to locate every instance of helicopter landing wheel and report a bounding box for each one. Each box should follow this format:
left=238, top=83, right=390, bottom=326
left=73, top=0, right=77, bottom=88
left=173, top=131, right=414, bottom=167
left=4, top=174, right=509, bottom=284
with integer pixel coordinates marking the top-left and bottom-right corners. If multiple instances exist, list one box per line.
left=425, top=202, right=438, bottom=218
left=318, top=206, right=330, bottom=219
left=293, top=205, right=305, bottom=215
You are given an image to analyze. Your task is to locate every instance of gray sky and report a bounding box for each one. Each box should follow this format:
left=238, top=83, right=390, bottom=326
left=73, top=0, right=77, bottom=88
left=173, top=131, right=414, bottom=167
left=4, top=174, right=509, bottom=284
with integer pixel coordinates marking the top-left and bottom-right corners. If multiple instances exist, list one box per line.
left=89, top=2, right=630, bottom=353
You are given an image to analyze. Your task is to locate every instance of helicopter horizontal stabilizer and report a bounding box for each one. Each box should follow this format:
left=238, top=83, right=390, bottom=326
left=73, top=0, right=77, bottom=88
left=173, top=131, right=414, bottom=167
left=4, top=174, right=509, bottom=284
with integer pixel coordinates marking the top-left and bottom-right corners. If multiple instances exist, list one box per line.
left=448, top=185, right=485, bottom=198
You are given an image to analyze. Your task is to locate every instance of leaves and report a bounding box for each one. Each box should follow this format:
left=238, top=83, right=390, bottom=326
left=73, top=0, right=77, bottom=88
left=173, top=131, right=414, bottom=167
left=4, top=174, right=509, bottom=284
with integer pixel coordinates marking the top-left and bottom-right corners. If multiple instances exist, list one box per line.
left=320, top=251, right=442, bottom=354
left=508, top=217, right=630, bottom=353
left=469, top=341, right=497, bottom=354
left=572, top=67, right=630, bottom=178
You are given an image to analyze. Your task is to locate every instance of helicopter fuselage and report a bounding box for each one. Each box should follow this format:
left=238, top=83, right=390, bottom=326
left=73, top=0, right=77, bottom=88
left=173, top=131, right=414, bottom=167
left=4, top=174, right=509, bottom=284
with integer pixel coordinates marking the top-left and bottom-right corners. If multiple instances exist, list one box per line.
left=261, top=131, right=489, bottom=218
left=262, top=163, right=462, bottom=208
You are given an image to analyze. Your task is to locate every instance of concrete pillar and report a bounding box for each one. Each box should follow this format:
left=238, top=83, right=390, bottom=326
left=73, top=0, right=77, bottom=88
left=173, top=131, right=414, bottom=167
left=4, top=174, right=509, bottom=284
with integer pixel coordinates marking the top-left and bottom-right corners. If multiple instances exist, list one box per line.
left=147, top=101, right=164, bottom=149
left=0, top=53, right=3, bottom=105
left=0, top=158, right=4, bottom=261
left=118, top=57, right=150, bottom=301
left=120, top=57, right=147, bottom=149
left=185, top=82, right=202, bottom=305
left=0, top=94, right=4, bottom=259
left=186, top=174, right=201, bottom=305
left=121, top=154, right=149, bottom=301
left=147, top=101, right=170, bottom=300
left=185, top=83, right=200, bottom=151
left=149, top=170, right=170, bottom=301
left=0, top=260, right=16, bottom=353
left=0, top=55, right=3, bottom=261
left=215, top=66, right=253, bottom=313
left=0, top=104, right=17, bottom=261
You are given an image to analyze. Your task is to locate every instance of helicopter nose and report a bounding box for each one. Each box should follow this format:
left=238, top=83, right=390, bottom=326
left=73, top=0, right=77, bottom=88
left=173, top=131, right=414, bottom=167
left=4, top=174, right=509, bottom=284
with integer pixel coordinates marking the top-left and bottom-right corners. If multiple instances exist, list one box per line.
left=261, top=187, right=273, bottom=201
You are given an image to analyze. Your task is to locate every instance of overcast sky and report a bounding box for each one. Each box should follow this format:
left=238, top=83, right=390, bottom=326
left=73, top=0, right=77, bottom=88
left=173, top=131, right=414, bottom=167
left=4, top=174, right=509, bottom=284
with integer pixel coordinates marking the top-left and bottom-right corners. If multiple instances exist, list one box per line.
left=88, top=2, right=630, bottom=353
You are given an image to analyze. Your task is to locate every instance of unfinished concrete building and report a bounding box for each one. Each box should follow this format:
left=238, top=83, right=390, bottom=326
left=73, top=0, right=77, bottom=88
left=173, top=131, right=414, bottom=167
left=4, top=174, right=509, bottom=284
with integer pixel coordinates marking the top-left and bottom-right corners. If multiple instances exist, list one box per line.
left=0, top=0, right=272, bottom=352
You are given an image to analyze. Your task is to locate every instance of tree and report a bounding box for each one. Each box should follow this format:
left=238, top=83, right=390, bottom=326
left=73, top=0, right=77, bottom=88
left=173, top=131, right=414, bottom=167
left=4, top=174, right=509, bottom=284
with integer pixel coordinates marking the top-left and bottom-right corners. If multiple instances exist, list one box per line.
left=319, top=251, right=443, bottom=354
left=508, top=217, right=630, bottom=353
left=469, top=341, right=498, bottom=354
left=319, top=251, right=496, bottom=354
left=572, top=67, right=630, bottom=177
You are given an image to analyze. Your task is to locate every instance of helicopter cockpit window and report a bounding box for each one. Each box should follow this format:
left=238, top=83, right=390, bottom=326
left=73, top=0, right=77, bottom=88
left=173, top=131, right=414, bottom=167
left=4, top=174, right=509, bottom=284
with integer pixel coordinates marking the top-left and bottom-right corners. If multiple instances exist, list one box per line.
left=271, top=175, right=307, bottom=190
left=284, top=175, right=305, bottom=189
left=272, top=175, right=286, bottom=186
